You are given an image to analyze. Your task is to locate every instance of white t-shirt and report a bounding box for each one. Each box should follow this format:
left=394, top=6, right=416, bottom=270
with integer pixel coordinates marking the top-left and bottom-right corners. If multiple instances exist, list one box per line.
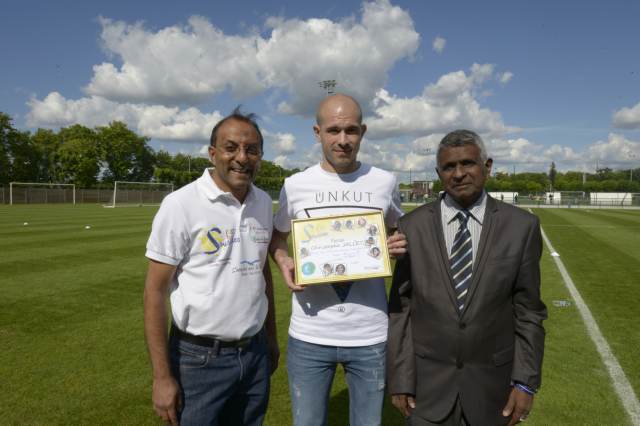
left=146, top=169, right=273, bottom=340
left=274, top=163, right=403, bottom=346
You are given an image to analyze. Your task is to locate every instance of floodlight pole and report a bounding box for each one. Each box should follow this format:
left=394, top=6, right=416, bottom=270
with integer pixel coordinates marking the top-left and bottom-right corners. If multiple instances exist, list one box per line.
left=318, top=80, right=337, bottom=96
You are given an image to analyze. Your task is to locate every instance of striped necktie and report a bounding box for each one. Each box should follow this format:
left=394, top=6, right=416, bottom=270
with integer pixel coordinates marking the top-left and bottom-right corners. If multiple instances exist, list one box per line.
left=450, top=210, right=473, bottom=312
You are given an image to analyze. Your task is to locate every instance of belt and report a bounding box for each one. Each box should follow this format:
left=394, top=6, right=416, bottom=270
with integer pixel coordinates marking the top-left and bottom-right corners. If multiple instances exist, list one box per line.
left=171, top=326, right=253, bottom=350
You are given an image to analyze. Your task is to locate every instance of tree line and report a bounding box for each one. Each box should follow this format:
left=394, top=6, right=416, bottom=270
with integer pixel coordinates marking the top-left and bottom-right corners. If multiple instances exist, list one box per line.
left=405, top=162, right=640, bottom=194
left=480, top=160, right=640, bottom=193
left=0, top=112, right=297, bottom=190
left=3, top=112, right=637, bottom=193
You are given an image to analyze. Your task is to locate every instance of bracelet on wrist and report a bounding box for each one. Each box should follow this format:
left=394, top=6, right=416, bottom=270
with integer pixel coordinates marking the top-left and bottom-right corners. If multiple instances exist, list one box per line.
left=514, top=382, right=537, bottom=395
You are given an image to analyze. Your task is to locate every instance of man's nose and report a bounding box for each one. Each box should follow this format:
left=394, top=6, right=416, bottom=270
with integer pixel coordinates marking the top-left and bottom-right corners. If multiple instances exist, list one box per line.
left=338, top=130, right=348, bottom=143
left=453, top=165, right=465, bottom=178
left=235, top=147, right=248, bottom=163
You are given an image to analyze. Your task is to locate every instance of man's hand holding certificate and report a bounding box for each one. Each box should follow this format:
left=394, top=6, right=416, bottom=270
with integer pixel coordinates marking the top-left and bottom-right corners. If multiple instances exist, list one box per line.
left=291, top=212, right=392, bottom=285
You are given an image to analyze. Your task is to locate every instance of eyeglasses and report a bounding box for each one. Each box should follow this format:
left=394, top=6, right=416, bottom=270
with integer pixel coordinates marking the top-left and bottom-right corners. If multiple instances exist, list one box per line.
left=218, top=143, right=262, bottom=158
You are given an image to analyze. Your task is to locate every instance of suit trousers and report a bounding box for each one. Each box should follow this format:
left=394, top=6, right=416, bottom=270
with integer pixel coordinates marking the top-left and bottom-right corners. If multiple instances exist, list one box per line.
left=409, top=397, right=469, bottom=426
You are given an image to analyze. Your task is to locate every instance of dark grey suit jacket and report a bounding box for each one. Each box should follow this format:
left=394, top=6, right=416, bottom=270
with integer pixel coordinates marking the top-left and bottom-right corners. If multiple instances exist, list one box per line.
left=387, top=195, right=547, bottom=425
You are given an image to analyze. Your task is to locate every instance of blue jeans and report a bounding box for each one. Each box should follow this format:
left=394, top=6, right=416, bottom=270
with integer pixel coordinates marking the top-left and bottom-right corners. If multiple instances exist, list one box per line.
left=287, top=336, right=386, bottom=426
left=169, top=330, right=270, bottom=426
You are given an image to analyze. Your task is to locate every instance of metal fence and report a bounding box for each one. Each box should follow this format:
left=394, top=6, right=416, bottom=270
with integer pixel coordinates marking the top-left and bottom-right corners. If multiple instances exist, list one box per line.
left=1, top=186, right=112, bottom=204
left=2, top=186, right=639, bottom=208
left=405, top=192, right=640, bottom=208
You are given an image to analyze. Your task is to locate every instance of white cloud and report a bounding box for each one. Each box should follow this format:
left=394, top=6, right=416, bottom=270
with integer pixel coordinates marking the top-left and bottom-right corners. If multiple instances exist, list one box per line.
left=272, top=153, right=317, bottom=171
left=612, top=101, right=640, bottom=129
left=411, top=134, right=443, bottom=156
left=358, top=140, right=409, bottom=171
left=275, top=142, right=323, bottom=170
left=543, top=144, right=581, bottom=162
left=366, top=63, right=517, bottom=139
left=27, top=0, right=420, bottom=142
left=354, top=132, right=640, bottom=176
left=488, top=137, right=547, bottom=166
left=499, top=71, right=513, bottom=84
left=26, top=92, right=223, bottom=141
left=87, top=16, right=265, bottom=104
left=482, top=133, right=640, bottom=173
left=265, top=131, right=297, bottom=155
left=368, top=135, right=543, bottom=175
left=432, top=36, right=446, bottom=53
left=584, top=133, right=640, bottom=165
left=257, top=0, right=420, bottom=115
left=78, top=0, right=419, bottom=115
left=272, top=155, right=290, bottom=168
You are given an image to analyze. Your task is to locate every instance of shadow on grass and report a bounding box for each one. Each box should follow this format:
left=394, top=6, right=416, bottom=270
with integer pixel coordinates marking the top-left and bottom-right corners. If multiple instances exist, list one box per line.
left=327, top=389, right=406, bottom=425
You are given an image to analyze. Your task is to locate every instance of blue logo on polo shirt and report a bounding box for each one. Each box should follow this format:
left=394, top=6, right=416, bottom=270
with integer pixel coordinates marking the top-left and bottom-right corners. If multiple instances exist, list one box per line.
left=200, top=226, right=242, bottom=256
left=301, top=262, right=315, bottom=276
left=202, top=227, right=224, bottom=255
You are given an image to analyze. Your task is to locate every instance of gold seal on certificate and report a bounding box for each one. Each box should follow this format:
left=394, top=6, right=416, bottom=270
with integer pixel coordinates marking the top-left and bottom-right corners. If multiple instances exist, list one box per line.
left=291, top=211, right=392, bottom=285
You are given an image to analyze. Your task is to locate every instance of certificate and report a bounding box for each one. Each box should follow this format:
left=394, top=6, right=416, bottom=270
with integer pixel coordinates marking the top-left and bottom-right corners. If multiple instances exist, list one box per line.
left=291, top=211, right=392, bottom=285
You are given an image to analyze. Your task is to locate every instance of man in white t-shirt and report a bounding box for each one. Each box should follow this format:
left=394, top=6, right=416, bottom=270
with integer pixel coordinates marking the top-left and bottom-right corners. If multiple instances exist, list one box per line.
left=270, top=94, right=407, bottom=426
left=144, top=109, right=278, bottom=426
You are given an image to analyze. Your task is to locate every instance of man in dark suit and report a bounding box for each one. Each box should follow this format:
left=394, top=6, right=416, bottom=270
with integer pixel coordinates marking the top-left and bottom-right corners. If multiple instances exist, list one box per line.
left=387, top=130, right=547, bottom=425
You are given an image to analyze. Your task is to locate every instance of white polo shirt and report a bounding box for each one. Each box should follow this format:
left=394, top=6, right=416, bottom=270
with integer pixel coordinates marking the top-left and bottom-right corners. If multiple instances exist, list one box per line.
left=146, top=169, right=273, bottom=340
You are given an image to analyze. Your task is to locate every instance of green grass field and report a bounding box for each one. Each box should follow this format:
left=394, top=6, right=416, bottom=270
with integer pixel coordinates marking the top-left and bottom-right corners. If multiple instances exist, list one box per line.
left=1, top=204, right=638, bottom=425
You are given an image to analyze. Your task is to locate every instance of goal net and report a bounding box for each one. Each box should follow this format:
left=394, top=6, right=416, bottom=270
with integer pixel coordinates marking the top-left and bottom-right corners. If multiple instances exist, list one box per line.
left=105, top=181, right=174, bottom=208
left=10, top=182, right=76, bottom=205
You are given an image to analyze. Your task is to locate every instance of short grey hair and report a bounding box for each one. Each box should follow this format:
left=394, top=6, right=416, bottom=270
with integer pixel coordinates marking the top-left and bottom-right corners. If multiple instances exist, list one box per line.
left=437, top=130, right=489, bottom=163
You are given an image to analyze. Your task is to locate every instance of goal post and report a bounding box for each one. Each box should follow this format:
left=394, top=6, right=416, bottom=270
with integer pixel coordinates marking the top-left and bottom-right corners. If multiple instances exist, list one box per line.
left=9, top=182, right=76, bottom=205
left=105, top=181, right=174, bottom=208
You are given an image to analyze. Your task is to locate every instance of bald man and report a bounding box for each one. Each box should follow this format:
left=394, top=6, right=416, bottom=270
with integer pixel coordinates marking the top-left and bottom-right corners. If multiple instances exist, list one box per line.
left=270, top=94, right=407, bottom=426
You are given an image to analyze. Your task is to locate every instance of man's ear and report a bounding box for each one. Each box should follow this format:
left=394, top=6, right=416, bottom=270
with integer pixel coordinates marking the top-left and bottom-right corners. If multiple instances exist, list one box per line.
left=360, top=123, right=367, bottom=138
left=485, top=158, right=493, bottom=175
left=208, top=145, right=216, bottom=165
left=313, top=124, right=321, bottom=142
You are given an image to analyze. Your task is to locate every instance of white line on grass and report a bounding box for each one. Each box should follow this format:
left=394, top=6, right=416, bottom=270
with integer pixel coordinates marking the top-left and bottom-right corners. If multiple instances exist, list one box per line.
left=537, top=216, right=640, bottom=425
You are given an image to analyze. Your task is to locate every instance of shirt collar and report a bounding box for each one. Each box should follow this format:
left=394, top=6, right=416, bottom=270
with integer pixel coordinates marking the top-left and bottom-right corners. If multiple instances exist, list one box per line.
left=197, top=168, right=255, bottom=204
left=442, top=190, right=487, bottom=225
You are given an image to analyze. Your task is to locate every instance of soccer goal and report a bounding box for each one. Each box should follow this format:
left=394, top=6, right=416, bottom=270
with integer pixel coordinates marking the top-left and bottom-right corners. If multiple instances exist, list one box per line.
left=9, top=182, right=76, bottom=205
left=104, top=181, right=174, bottom=208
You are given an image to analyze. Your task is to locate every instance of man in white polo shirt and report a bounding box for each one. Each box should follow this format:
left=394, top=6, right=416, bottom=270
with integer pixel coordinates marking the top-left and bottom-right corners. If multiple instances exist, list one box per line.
left=144, top=109, right=278, bottom=426
left=270, top=94, right=407, bottom=426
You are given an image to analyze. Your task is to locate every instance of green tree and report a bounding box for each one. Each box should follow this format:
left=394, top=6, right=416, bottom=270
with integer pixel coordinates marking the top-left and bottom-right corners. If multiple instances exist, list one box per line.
left=154, top=150, right=173, bottom=169
left=58, top=125, right=100, bottom=186
left=31, top=128, right=61, bottom=182
left=254, top=159, right=299, bottom=192
left=6, top=129, right=39, bottom=182
left=191, top=157, right=210, bottom=173
left=432, top=179, right=443, bottom=193
left=98, top=121, right=155, bottom=182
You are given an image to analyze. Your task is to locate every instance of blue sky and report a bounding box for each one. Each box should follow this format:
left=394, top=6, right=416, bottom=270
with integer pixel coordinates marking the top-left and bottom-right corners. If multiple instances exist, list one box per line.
left=2, top=0, right=640, bottom=180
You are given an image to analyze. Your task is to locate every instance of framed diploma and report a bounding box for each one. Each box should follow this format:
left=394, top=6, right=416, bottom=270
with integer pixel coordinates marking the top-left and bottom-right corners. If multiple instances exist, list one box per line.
left=291, top=211, right=392, bottom=285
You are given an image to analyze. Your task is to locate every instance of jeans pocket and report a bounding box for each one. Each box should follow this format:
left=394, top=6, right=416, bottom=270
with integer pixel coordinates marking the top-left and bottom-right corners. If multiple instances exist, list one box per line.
left=173, top=344, right=209, bottom=369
